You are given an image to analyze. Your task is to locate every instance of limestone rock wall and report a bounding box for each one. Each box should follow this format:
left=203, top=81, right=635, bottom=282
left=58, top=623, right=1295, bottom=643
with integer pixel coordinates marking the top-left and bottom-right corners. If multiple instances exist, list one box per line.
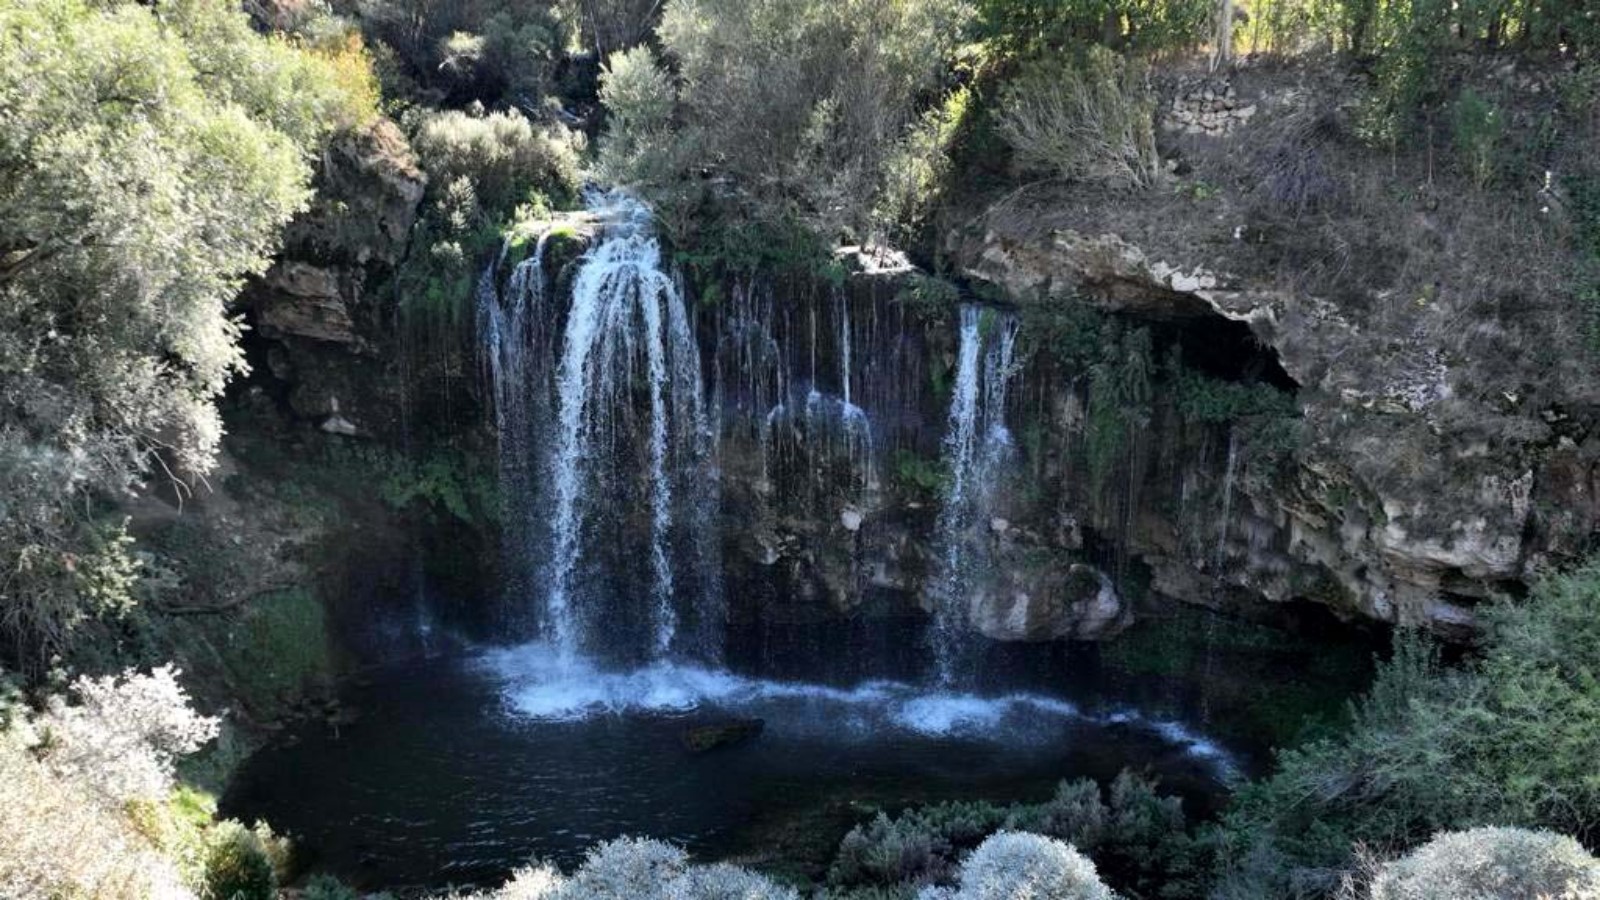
left=243, top=119, right=426, bottom=440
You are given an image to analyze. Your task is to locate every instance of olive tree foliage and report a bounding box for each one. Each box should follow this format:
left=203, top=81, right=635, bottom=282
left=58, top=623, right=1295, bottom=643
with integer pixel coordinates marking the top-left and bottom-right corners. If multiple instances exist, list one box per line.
left=0, top=0, right=367, bottom=669
left=603, top=0, right=974, bottom=242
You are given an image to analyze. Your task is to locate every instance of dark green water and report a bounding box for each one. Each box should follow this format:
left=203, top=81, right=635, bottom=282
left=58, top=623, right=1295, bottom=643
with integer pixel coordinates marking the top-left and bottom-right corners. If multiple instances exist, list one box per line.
left=223, top=614, right=1375, bottom=892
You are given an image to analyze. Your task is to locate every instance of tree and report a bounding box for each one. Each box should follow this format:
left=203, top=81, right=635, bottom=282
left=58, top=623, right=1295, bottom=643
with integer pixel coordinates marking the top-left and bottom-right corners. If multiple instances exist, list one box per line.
left=618, top=0, right=972, bottom=241
left=0, top=0, right=373, bottom=670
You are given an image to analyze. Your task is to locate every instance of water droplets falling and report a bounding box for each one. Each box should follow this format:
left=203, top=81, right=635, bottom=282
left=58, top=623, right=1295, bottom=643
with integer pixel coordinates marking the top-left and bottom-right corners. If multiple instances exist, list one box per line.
left=929, top=305, right=1020, bottom=686
left=480, top=193, right=720, bottom=666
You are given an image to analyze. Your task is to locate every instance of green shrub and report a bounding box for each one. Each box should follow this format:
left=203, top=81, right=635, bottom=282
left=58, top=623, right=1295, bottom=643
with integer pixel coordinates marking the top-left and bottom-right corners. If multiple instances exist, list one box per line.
left=596, top=46, right=678, bottom=188
left=1369, top=827, right=1600, bottom=900
left=876, top=86, right=975, bottom=244
left=829, top=773, right=1199, bottom=896
left=0, top=0, right=369, bottom=671
left=202, top=821, right=286, bottom=900
left=304, top=873, right=363, bottom=900
left=973, top=0, right=1212, bottom=57
left=1450, top=90, right=1504, bottom=190
left=1216, top=561, right=1600, bottom=894
left=650, top=0, right=972, bottom=237
left=411, top=109, right=582, bottom=220
left=995, top=47, right=1160, bottom=189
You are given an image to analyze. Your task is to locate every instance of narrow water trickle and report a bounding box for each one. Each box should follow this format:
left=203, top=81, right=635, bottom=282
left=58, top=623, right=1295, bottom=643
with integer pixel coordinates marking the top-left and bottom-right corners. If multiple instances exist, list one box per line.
left=929, top=305, right=1020, bottom=686
left=1216, top=427, right=1238, bottom=573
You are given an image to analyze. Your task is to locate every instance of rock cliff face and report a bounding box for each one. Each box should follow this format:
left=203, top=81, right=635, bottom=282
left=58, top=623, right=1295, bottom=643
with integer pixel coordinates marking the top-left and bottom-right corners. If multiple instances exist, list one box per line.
left=703, top=252, right=1138, bottom=642
left=941, top=191, right=1599, bottom=636
left=244, top=119, right=426, bottom=440
left=242, top=84, right=1597, bottom=646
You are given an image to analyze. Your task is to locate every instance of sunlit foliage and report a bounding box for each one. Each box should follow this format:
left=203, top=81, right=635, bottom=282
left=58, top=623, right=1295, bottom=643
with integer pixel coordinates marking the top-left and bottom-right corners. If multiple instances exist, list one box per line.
left=0, top=0, right=371, bottom=669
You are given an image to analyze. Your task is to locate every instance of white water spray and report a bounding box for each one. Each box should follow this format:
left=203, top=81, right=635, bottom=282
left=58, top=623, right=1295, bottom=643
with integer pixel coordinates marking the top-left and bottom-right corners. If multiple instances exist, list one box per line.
left=930, top=305, right=1020, bottom=685
left=481, top=193, right=718, bottom=665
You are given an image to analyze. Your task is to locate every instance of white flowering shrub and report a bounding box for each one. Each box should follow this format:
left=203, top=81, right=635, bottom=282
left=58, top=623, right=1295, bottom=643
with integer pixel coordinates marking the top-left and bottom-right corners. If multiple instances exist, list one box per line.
left=947, top=832, right=1112, bottom=900
left=1370, top=827, right=1600, bottom=900
left=556, top=837, right=690, bottom=899
left=495, top=863, right=566, bottom=900
left=33, top=665, right=219, bottom=804
left=0, top=733, right=196, bottom=900
left=463, top=839, right=800, bottom=900
left=663, top=863, right=801, bottom=900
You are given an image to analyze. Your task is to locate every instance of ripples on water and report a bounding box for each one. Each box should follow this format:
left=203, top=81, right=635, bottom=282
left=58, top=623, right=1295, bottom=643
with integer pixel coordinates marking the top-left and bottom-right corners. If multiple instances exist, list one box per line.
left=226, top=641, right=1241, bottom=892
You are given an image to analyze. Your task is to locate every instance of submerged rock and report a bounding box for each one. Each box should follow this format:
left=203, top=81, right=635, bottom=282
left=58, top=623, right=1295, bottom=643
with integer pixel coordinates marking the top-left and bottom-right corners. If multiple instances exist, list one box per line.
left=680, top=718, right=765, bottom=753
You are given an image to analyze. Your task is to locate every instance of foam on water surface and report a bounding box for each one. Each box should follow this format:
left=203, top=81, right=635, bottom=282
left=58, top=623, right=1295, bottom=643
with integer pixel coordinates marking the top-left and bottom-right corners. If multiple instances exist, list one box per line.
left=478, top=642, right=1241, bottom=780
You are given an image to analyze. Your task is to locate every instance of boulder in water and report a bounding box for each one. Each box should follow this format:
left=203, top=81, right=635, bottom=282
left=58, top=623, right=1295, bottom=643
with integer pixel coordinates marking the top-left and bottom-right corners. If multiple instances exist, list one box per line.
left=680, top=718, right=765, bottom=753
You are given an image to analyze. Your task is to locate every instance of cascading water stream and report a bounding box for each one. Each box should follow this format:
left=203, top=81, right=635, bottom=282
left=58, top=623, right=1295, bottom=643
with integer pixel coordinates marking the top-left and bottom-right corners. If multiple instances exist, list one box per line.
left=929, top=305, right=1020, bottom=686
left=480, top=192, right=719, bottom=666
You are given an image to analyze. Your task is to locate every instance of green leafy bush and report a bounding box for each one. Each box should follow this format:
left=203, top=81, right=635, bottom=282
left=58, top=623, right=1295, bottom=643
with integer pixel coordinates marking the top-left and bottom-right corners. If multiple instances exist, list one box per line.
left=829, top=773, right=1199, bottom=896
left=1216, top=561, right=1600, bottom=895
left=595, top=46, right=679, bottom=188
left=201, top=821, right=286, bottom=900
left=0, top=0, right=372, bottom=671
left=411, top=109, right=582, bottom=220
left=353, top=0, right=569, bottom=107
left=304, top=873, right=363, bottom=900
left=973, top=0, right=1212, bottom=57
left=876, top=86, right=975, bottom=244
left=995, top=47, right=1161, bottom=189
left=1450, top=90, right=1504, bottom=190
left=623, top=0, right=972, bottom=239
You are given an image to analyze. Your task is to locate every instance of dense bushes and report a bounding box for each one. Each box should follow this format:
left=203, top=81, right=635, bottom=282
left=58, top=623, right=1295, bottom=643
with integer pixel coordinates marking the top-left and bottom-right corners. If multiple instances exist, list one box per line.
left=200, top=821, right=286, bottom=900
left=0, top=665, right=293, bottom=900
left=594, top=46, right=679, bottom=190
left=973, top=0, right=1213, bottom=57
left=411, top=109, right=583, bottom=221
left=599, top=0, right=973, bottom=246
left=0, top=0, right=374, bottom=671
left=996, top=47, right=1160, bottom=188
left=0, top=733, right=193, bottom=900
left=400, top=107, right=581, bottom=343
left=828, top=772, right=1204, bottom=897
left=449, top=837, right=801, bottom=899
left=1365, top=827, right=1600, bottom=900
left=1214, top=562, right=1600, bottom=896
left=351, top=0, right=570, bottom=108
left=931, top=832, right=1112, bottom=900
left=30, top=667, right=218, bottom=805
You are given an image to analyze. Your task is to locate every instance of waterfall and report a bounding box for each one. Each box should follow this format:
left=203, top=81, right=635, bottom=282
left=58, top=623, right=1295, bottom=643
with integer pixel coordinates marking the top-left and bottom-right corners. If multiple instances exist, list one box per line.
left=929, top=305, right=1020, bottom=685
left=1216, top=427, right=1238, bottom=573
left=755, top=286, right=877, bottom=506
left=478, top=234, right=553, bottom=611
left=479, top=192, right=720, bottom=666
